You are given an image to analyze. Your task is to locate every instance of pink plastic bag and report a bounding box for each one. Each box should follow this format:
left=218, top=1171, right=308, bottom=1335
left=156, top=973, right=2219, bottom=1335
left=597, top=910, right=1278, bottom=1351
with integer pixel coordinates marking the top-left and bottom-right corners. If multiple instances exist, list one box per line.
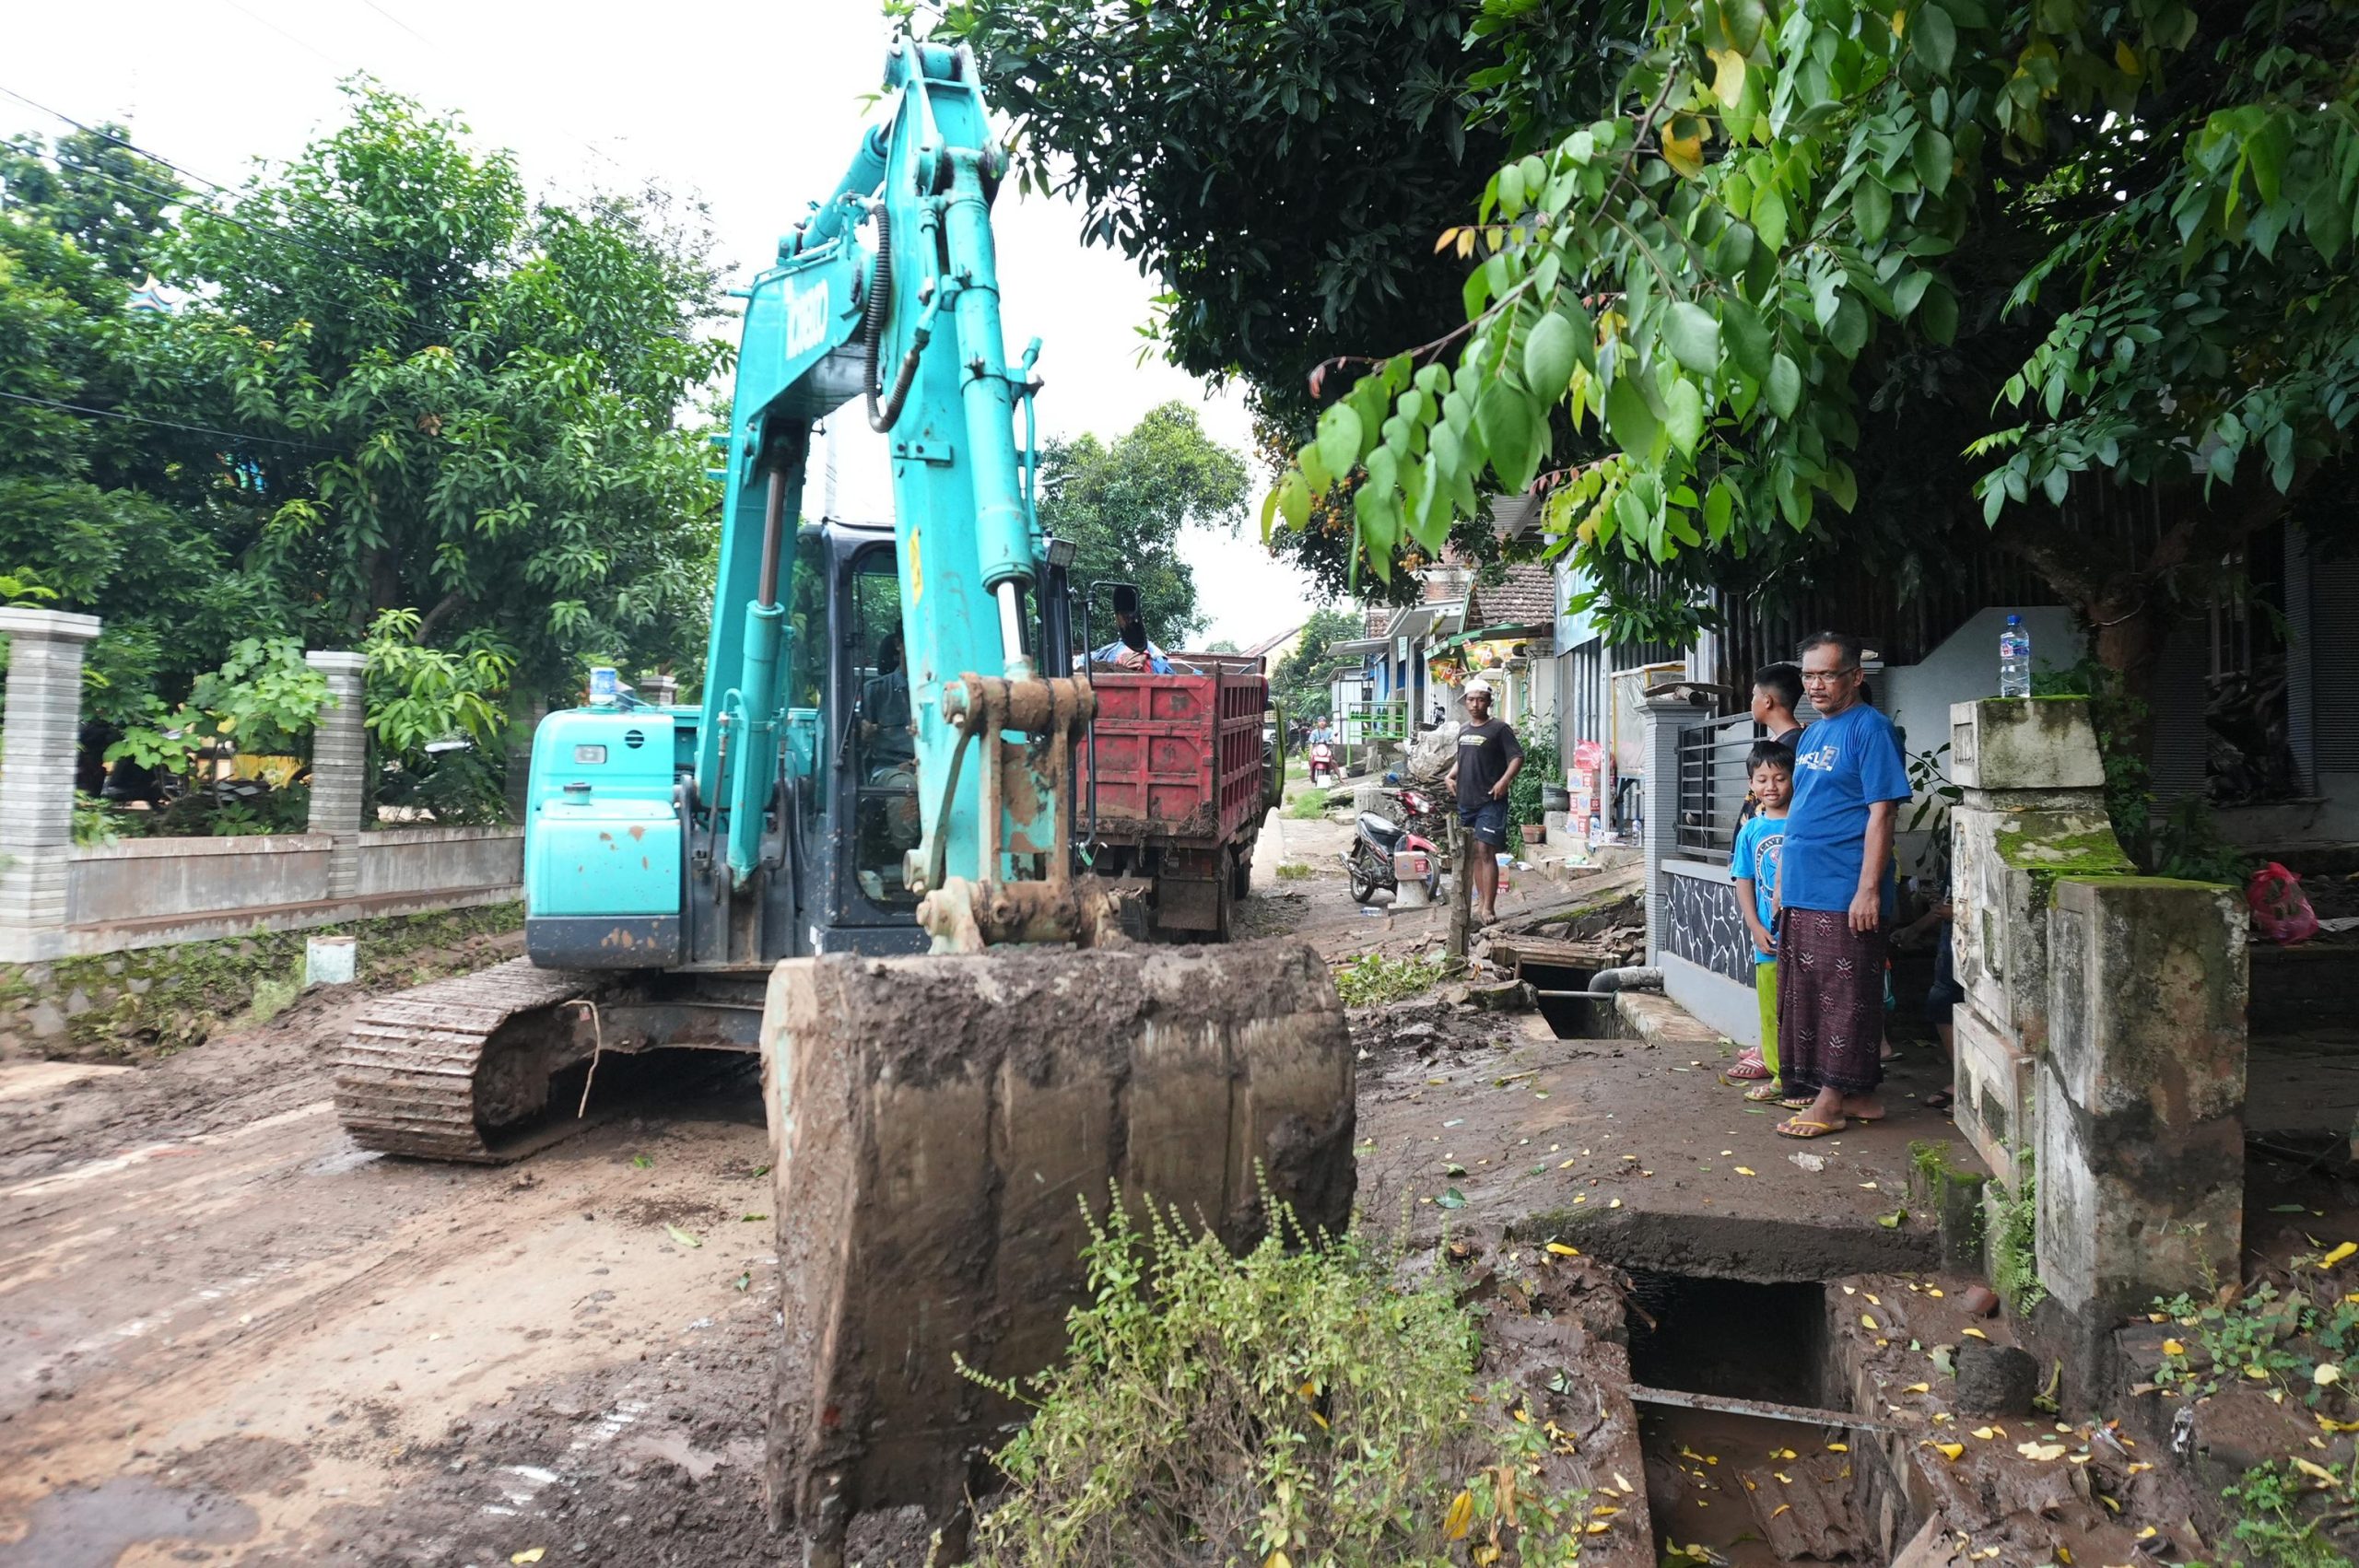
left=2248, top=862, right=2319, bottom=945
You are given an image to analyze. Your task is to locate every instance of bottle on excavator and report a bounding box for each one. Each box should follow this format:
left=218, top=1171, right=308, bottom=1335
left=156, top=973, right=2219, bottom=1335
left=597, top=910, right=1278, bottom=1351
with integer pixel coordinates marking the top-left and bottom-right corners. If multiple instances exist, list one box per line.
left=330, top=33, right=1355, bottom=1562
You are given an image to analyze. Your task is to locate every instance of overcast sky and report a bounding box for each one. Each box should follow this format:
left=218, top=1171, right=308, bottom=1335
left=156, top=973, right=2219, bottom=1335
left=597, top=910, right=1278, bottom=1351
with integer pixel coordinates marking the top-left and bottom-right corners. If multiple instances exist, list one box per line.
left=5, top=1, right=1325, bottom=648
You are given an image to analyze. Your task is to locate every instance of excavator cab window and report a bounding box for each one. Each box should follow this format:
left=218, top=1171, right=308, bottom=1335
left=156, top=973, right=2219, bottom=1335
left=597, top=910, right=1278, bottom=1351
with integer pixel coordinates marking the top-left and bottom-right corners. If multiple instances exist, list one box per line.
left=845, top=546, right=921, bottom=912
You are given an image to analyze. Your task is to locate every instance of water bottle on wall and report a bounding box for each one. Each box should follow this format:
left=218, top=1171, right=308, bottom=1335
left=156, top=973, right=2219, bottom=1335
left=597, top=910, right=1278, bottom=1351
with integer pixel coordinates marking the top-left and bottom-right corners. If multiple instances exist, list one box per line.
left=1999, top=614, right=2032, bottom=697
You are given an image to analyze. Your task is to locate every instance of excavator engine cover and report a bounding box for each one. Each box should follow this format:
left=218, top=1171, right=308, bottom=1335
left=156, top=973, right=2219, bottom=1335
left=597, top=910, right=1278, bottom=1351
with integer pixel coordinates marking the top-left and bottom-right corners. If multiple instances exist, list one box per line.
left=760, top=939, right=1354, bottom=1541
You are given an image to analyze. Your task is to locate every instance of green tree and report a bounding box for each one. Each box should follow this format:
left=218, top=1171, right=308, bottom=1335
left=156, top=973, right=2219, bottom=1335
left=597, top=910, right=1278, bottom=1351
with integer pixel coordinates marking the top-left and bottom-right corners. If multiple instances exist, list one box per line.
left=0, top=127, right=270, bottom=728
left=1269, top=605, right=1365, bottom=724
left=939, top=0, right=1647, bottom=603
left=165, top=84, right=731, bottom=704
left=1039, top=401, right=1249, bottom=648
left=1260, top=0, right=2359, bottom=705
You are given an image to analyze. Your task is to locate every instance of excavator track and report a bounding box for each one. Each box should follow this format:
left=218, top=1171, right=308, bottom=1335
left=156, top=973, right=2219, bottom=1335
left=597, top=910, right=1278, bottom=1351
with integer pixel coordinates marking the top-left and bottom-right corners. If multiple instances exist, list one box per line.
left=333, top=958, right=601, bottom=1163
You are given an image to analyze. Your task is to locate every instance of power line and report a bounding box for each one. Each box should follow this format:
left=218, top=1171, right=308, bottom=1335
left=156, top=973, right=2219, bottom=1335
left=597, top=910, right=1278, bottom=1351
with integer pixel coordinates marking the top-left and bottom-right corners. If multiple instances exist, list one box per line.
left=354, top=0, right=434, bottom=48
left=0, top=389, right=345, bottom=453
left=0, top=84, right=238, bottom=198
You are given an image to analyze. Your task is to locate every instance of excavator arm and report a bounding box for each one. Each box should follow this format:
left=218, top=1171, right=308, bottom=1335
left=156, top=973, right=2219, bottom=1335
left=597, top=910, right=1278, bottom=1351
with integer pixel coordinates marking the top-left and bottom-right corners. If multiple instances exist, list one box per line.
left=701, top=38, right=1090, bottom=947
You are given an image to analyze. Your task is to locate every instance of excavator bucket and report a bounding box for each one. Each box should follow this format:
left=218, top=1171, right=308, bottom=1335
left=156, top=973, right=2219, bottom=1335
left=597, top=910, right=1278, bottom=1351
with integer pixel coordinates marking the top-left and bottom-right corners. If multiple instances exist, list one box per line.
left=758, top=939, right=1355, bottom=1550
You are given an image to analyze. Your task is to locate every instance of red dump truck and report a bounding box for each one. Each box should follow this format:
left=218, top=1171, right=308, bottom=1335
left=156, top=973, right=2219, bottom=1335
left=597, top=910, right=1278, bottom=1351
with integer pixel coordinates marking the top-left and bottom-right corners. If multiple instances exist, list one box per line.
left=1079, top=654, right=1280, bottom=941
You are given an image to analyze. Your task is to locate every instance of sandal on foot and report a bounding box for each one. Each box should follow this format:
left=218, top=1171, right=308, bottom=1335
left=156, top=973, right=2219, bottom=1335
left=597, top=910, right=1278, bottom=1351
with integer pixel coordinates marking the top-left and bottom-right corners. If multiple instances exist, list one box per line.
left=1779, top=1094, right=1813, bottom=1110
left=1729, top=1047, right=1769, bottom=1081
left=1777, top=1115, right=1848, bottom=1140
left=1743, top=1081, right=1790, bottom=1103
left=1923, top=1089, right=1954, bottom=1111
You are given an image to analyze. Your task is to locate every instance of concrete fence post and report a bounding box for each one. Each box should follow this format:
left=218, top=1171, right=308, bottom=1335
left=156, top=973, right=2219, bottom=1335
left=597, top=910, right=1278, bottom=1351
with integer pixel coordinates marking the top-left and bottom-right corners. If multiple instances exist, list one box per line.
left=305, top=651, right=370, bottom=901
left=1638, top=695, right=1696, bottom=966
left=0, top=609, right=102, bottom=961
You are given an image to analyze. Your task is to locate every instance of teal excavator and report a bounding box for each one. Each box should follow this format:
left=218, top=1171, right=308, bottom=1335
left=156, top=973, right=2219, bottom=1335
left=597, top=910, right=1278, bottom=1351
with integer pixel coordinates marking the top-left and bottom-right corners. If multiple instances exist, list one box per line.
left=331, top=36, right=1353, bottom=1559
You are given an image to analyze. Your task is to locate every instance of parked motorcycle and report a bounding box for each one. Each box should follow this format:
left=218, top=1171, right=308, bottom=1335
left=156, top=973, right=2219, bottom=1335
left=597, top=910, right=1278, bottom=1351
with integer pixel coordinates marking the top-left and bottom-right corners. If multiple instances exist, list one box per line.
left=1345, top=791, right=1443, bottom=906
left=1309, top=740, right=1334, bottom=785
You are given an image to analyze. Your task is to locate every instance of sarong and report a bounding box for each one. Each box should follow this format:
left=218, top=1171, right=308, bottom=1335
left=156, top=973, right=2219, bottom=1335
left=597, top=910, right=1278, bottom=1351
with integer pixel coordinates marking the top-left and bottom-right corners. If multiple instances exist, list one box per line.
left=1775, top=907, right=1886, bottom=1096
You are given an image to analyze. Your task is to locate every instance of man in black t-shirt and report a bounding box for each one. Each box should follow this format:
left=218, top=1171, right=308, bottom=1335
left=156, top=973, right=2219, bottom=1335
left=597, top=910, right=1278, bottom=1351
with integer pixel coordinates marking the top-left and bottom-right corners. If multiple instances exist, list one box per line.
left=1444, top=679, right=1523, bottom=924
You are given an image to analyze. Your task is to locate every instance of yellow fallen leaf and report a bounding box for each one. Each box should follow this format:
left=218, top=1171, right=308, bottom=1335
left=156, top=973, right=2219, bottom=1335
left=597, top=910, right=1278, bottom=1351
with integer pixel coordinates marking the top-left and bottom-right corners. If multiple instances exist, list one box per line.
left=1773, top=1503, right=1793, bottom=1517
left=1771, top=1447, right=1797, bottom=1460
left=1610, top=1198, right=1622, bottom=1209
left=1267, top=1553, right=1293, bottom=1568
left=1587, top=1521, right=1613, bottom=1535
left=1928, top=1288, right=1944, bottom=1297
left=1862, top=1314, right=1879, bottom=1329
left=2017, top=1442, right=2068, bottom=1461
left=1735, top=1166, right=1756, bottom=1176
left=1546, top=1242, right=1580, bottom=1256
left=2127, top=1462, right=2153, bottom=1474
left=1775, top=1472, right=1792, bottom=1484
left=1961, top=1328, right=1989, bottom=1340
left=2296, top=1457, right=2341, bottom=1484
left=1972, top=1425, right=2005, bottom=1440
left=2246, top=1364, right=2271, bottom=1380
left=2321, top=1241, right=2357, bottom=1270
left=2137, top=1527, right=2158, bottom=1540
left=1905, top=1383, right=1931, bottom=1394
left=2058, top=1549, right=2073, bottom=1565
left=1591, top=1505, right=1620, bottom=1517
left=1826, top=1442, right=1848, bottom=1453
left=1866, top=1293, right=1882, bottom=1305
left=1843, top=1285, right=1858, bottom=1295
left=2162, top=1339, right=2186, bottom=1356
left=1615, top=1473, right=1635, bottom=1494
left=1931, top=1443, right=1964, bottom=1461
left=2318, top=1363, right=2343, bottom=1386
left=511, top=1554, right=546, bottom=1567
left=1297, top=1380, right=1318, bottom=1399
left=1445, top=1490, right=1473, bottom=1540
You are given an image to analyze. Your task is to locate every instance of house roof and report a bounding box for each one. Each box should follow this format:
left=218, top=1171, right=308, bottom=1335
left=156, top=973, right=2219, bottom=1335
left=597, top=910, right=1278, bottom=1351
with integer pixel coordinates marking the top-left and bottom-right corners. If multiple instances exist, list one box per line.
left=1464, top=563, right=1556, bottom=628
left=1241, top=622, right=1303, bottom=659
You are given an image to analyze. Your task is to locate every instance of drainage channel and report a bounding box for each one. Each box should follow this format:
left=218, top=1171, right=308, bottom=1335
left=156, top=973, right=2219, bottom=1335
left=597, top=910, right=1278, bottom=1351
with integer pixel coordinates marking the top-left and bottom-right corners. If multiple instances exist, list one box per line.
left=1623, top=1272, right=1907, bottom=1565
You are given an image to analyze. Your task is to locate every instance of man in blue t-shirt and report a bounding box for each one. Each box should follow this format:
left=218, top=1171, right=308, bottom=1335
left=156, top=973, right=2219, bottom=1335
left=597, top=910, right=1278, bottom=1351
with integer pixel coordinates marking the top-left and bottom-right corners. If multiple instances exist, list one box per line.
left=1773, top=630, right=1911, bottom=1141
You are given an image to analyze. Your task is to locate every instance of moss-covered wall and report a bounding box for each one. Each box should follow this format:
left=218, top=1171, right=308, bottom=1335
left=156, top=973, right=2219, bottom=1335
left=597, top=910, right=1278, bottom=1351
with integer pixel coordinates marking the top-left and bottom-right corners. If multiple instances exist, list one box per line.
left=0, top=901, right=522, bottom=1059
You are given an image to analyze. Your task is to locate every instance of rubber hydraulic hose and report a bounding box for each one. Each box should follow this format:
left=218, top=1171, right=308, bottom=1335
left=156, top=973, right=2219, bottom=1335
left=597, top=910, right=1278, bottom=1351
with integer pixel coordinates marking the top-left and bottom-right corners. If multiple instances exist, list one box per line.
left=863, top=206, right=928, bottom=433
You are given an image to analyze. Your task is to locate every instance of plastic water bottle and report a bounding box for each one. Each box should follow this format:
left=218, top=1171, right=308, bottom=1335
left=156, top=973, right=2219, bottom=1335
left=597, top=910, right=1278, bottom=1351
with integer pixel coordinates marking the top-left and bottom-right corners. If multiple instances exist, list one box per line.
left=1999, top=615, right=2031, bottom=697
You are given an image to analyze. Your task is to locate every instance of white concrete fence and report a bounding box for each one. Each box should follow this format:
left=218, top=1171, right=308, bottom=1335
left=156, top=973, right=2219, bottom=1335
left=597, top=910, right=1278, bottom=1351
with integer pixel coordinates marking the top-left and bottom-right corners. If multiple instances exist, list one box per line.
left=0, top=608, right=522, bottom=962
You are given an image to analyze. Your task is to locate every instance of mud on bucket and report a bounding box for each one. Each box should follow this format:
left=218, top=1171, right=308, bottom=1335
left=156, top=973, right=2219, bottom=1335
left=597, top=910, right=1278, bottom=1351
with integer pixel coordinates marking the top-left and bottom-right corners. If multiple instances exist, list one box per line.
left=756, top=940, right=1356, bottom=1553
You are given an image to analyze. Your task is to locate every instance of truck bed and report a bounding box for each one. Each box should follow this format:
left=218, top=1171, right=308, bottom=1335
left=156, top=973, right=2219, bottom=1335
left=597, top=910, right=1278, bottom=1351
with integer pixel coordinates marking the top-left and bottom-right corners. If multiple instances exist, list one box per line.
left=1081, top=663, right=1267, bottom=848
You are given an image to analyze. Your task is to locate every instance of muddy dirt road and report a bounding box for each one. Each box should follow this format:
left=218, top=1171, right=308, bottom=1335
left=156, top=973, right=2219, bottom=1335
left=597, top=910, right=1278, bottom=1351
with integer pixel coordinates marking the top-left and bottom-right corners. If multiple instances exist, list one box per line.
left=0, top=805, right=1639, bottom=1566
left=1, top=984, right=783, bottom=1568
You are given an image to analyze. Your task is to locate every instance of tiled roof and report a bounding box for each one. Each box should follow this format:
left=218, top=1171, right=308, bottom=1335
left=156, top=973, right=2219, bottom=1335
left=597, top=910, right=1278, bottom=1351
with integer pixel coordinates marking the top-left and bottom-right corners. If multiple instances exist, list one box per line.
left=1466, top=562, right=1556, bottom=627
left=1243, top=622, right=1302, bottom=658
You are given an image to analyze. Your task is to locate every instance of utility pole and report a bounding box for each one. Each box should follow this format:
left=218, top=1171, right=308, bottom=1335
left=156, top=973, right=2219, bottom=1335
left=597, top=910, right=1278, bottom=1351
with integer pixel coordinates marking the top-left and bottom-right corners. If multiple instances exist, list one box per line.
left=1448, top=813, right=1472, bottom=965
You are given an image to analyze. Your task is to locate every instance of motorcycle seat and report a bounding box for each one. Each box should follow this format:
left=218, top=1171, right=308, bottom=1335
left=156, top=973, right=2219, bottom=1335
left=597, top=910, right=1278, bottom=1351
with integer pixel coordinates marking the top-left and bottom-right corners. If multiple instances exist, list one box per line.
left=1358, top=812, right=1406, bottom=848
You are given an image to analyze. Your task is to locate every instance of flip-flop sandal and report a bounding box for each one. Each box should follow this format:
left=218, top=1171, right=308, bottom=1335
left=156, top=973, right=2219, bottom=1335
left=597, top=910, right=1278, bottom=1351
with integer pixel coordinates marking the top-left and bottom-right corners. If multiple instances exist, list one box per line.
left=1729, top=1048, right=1769, bottom=1081
left=1777, top=1116, right=1848, bottom=1140
left=1779, top=1094, right=1813, bottom=1110
left=1923, top=1089, right=1954, bottom=1110
left=1743, top=1081, right=1790, bottom=1103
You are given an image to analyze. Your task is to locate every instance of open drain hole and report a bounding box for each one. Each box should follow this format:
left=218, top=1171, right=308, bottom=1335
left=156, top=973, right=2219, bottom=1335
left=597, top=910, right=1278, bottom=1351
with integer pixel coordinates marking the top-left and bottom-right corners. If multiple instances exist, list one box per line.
left=1625, top=1274, right=1884, bottom=1566
left=1519, top=961, right=1622, bottom=1039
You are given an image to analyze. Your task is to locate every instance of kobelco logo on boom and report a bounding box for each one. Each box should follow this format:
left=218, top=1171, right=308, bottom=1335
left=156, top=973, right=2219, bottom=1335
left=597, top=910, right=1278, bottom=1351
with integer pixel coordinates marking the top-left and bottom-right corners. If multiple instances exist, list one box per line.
left=785, top=282, right=830, bottom=360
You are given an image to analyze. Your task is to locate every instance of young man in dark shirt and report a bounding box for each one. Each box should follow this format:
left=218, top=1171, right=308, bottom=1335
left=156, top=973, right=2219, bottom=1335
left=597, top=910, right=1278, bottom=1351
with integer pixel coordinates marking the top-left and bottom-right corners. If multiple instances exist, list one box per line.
left=1751, top=661, right=1806, bottom=745
left=1444, top=679, right=1523, bottom=924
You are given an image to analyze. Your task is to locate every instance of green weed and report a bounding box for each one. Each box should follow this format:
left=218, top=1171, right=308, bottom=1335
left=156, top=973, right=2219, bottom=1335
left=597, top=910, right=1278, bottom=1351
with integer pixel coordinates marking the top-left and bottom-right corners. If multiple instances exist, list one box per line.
left=246, top=973, right=300, bottom=1026
left=1332, top=953, right=1450, bottom=1008
left=960, top=1191, right=1587, bottom=1567
left=1276, top=862, right=1316, bottom=881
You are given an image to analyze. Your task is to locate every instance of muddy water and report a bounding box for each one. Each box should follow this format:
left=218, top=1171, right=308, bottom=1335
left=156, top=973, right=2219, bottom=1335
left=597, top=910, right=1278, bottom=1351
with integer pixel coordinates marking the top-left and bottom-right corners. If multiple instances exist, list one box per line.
left=1640, top=1406, right=1869, bottom=1568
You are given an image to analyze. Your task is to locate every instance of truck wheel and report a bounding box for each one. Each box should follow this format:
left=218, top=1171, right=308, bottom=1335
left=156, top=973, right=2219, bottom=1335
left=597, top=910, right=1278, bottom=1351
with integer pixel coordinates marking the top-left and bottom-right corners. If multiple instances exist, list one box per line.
left=1213, top=869, right=1234, bottom=942
left=1231, top=846, right=1251, bottom=902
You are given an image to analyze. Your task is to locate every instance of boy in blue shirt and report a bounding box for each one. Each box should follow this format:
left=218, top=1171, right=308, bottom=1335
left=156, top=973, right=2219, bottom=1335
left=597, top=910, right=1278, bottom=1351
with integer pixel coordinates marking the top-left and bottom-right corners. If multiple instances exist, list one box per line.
left=1729, top=741, right=1792, bottom=1103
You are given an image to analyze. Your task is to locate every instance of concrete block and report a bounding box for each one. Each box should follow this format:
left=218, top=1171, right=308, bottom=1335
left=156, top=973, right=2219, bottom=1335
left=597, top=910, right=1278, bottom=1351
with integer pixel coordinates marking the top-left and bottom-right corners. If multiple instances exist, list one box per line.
left=2037, top=876, right=2248, bottom=1321
left=1951, top=795, right=2129, bottom=1054
left=1953, top=999, right=2036, bottom=1177
left=1949, top=697, right=2106, bottom=792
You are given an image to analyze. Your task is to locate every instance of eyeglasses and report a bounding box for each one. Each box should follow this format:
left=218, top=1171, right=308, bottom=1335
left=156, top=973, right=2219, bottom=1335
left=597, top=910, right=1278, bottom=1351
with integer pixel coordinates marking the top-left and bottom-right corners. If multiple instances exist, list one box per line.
left=1799, top=666, right=1860, bottom=685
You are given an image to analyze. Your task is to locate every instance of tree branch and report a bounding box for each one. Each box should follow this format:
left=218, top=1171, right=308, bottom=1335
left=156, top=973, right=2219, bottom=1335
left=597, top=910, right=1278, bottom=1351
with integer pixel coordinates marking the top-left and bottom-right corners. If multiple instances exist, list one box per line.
left=417, top=589, right=470, bottom=644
